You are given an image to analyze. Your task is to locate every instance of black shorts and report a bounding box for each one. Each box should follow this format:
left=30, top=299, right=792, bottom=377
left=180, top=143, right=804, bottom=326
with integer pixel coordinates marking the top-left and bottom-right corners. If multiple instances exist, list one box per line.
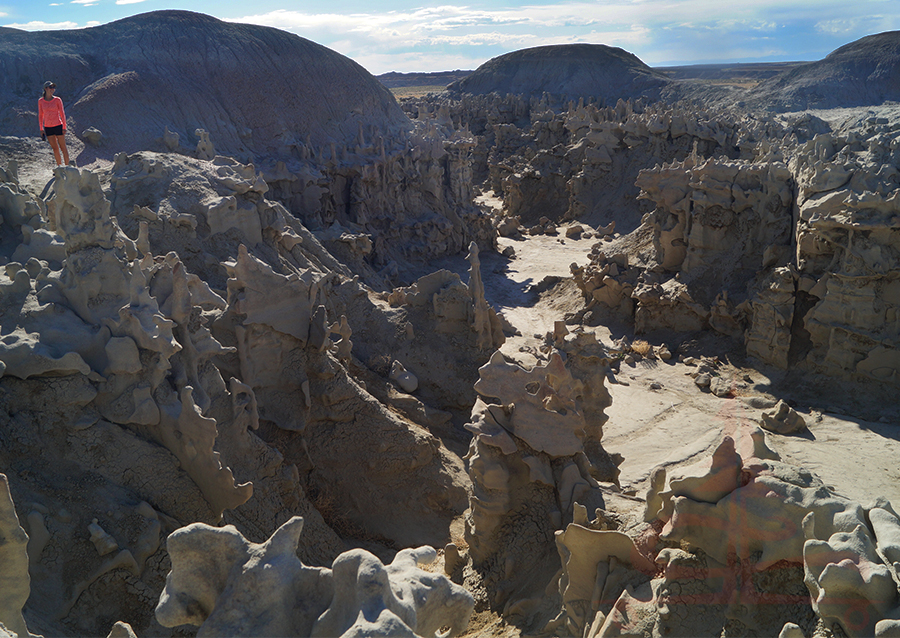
left=44, top=125, right=64, bottom=136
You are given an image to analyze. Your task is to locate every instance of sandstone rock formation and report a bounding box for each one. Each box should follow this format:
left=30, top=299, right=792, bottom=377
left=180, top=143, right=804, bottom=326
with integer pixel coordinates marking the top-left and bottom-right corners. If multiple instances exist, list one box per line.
left=157, top=516, right=474, bottom=637
left=463, top=330, right=616, bottom=608
left=408, top=93, right=746, bottom=233
left=0, top=151, right=478, bottom=634
left=0, top=474, right=33, bottom=638
left=430, top=84, right=898, bottom=385
left=540, top=422, right=900, bottom=638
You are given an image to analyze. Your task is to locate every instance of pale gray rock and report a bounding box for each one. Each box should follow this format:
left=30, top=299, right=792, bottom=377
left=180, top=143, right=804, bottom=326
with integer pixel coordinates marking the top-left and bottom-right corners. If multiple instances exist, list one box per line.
left=778, top=622, right=805, bottom=638
left=390, top=360, right=419, bottom=393
left=81, top=127, right=104, bottom=147
left=760, top=400, right=807, bottom=434
left=869, top=507, right=900, bottom=565
left=464, top=334, right=614, bottom=608
left=877, top=619, right=900, bottom=637
left=106, top=622, right=138, bottom=638
left=709, top=376, right=733, bottom=398
left=157, top=517, right=474, bottom=637
left=0, top=475, right=33, bottom=638
left=194, top=128, right=215, bottom=160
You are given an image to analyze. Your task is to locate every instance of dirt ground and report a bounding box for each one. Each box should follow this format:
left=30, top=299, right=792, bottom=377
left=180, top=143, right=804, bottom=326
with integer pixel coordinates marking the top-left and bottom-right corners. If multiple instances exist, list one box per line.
left=484, top=224, right=900, bottom=517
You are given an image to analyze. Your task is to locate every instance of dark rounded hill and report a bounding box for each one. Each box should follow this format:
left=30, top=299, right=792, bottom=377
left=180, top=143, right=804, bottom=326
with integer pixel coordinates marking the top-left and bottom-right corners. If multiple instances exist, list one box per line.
left=0, top=10, right=409, bottom=156
left=748, top=31, right=900, bottom=111
left=446, top=43, right=670, bottom=102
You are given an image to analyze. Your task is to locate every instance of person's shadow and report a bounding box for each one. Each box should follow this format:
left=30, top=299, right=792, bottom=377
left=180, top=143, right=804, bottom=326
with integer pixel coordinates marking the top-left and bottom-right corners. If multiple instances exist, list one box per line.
left=40, top=175, right=55, bottom=199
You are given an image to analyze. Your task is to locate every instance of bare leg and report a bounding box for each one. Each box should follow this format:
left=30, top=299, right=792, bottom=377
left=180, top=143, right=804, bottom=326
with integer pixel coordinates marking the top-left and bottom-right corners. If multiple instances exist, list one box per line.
left=47, top=135, right=62, bottom=166
left=58, top=134, right=70, bottom=165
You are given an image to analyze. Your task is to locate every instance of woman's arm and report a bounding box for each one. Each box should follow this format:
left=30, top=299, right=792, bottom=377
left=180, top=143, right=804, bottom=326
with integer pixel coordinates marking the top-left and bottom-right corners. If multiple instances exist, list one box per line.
left=58, top=97, right=66, bottom=131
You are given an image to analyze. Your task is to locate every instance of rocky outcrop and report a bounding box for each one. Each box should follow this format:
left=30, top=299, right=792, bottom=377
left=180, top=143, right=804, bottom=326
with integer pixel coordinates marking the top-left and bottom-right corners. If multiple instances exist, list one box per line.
left=739, top=123, right=900, bottom=381
left=381, top=254, right=507, bottom=415
left=636, top=153, right=793, bottom=286
left=463, top=331, right=616, bottom=607
left=522, top=102, right=900, bottom=385
left=408, top=92, right=755, bottom=241
left=0, top=474, right=33, bottom=638
left=789, top=126, right=900, bottom=382
left=544, top=422, right=900, bottom=637
left=0, top=151, right=479, bottom=634
left=157, top=517, right=475, bottom=637
left=625, top=149, right=794, bottom=335
left=262, top=122, right=495, bottom=277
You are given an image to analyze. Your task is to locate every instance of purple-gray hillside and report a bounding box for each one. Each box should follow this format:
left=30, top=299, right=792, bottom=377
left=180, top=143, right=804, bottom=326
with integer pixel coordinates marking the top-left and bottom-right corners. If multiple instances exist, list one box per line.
left=446, top=43, right=670, bottom=102
left=745, top=31, right=900, bottom=111
left=0, top=10, right=409, bottom=156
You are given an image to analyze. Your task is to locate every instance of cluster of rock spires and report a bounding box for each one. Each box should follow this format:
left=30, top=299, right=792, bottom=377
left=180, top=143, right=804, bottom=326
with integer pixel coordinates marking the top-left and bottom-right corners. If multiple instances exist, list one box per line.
left=406, top=87, right=900, bottom=385
left=0, top=147, right=501, bottom=635
left=0, top=10, right=899, bottom=638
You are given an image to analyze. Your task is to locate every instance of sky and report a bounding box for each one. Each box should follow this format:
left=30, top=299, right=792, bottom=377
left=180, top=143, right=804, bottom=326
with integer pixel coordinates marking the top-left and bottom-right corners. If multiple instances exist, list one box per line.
left=1, top=0, right=898, bottom=75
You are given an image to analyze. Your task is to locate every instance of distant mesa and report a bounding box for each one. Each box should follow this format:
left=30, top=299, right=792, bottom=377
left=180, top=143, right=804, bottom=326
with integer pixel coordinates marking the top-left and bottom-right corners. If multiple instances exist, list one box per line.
left=0, top=10, right=408, bottom=156
left=747, top=31, right=900, bottom=111
left=377, top=70, right=473, bottom=89
left=446, top=43, right=670, bottom=102
left=445, top=32, right=900, bottom=112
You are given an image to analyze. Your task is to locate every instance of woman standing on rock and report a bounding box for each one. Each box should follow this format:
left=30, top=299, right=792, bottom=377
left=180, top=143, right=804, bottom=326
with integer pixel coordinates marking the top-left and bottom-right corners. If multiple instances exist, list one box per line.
left=38, top=81, right=70, bottom=167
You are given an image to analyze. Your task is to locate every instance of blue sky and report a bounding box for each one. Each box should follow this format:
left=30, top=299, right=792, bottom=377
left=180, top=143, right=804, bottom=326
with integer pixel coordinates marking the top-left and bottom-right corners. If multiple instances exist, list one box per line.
left=2, top=0, right=898, bottom=74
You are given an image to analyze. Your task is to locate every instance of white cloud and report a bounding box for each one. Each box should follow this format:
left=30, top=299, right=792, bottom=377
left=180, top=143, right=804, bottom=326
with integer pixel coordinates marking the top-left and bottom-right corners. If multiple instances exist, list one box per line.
left=70, top=0, right=98, bottom=4
left=2, top=20, right=80, bottom=29
left=116, top=0, right=146, bottom=4
left=815, top=18, right=862, bottom=35
left=815, top=15, right=899, bottom=35
left=229, top=1, right=900, bottom=73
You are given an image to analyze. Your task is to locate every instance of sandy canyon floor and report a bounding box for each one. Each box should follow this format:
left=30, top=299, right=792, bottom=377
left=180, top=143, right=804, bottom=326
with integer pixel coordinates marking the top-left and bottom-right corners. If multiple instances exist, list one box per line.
left=424, top=191, right=900, bottom=521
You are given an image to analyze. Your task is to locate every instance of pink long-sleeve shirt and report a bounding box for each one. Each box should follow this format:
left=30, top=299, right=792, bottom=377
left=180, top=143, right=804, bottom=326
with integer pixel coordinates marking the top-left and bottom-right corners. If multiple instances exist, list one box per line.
left=38, top=96, right=66, bottom=131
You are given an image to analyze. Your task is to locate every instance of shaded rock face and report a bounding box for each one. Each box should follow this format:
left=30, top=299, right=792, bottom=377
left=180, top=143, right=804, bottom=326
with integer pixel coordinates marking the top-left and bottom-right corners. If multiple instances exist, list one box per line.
left=0, top=153, right=478, bottom=635
left=0, top=10, right=409, bottom=156
left=748, top=31, right=900, bottom=111
left=447, top=43, right=670, bottom=103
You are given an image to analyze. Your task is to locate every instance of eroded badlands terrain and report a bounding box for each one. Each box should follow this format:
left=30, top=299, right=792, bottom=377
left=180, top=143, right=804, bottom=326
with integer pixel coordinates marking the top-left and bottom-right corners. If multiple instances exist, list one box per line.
left=1, top=11, right=899, bottom=638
